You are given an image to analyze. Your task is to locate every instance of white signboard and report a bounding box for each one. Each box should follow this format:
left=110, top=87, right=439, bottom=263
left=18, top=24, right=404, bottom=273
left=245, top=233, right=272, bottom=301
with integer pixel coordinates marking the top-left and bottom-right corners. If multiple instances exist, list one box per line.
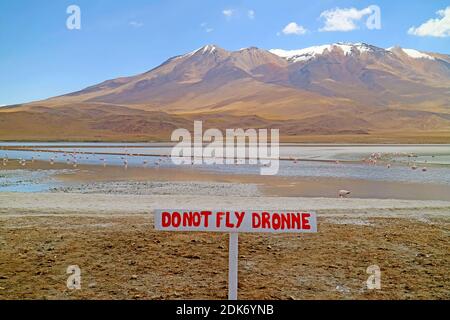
left=154, top=209, right=318, bottom=300
left=154, top=209, right=317, bottom=233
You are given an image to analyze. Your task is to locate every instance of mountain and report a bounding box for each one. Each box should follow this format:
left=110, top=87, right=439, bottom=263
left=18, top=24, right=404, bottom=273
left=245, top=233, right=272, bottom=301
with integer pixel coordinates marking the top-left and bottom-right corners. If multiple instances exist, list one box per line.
left=1, top=43, right=450, bottom=142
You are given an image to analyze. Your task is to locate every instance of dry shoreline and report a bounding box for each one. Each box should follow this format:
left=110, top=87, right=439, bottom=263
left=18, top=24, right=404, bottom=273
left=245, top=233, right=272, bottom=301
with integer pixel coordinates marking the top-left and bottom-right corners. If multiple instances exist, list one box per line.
left=1, top=193, right=450, bottom=217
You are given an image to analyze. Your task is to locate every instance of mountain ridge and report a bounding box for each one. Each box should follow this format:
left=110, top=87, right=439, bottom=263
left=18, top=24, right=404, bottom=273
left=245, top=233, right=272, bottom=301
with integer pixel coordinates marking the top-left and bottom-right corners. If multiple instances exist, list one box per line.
left=1, top=43, right=450, bottom=142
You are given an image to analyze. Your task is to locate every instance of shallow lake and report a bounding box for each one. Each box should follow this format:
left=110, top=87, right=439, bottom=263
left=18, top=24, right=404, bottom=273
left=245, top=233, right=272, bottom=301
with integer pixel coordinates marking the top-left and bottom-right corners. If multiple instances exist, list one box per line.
left=1, top=143, right=450, bottom=189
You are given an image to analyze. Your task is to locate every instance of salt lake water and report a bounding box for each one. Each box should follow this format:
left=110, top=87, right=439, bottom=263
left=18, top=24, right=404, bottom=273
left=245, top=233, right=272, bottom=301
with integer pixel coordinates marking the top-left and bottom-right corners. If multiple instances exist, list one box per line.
left=1, top=143, right=450, bottom=191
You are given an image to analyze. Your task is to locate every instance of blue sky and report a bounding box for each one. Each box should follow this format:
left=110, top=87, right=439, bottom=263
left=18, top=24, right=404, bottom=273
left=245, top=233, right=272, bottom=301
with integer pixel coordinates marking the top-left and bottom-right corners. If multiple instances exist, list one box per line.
left=0, top=0, right=449, bottom=106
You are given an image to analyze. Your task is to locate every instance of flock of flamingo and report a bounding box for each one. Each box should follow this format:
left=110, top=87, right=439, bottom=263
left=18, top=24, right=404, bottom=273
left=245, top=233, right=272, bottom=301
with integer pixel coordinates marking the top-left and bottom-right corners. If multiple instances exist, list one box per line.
left=1, top=149, right=431, bottom=171
left=363, top=152, right=427, bottom=172
left=1, top=148, right=435, bottom=198
left=1, top=149, right=170, bottom=170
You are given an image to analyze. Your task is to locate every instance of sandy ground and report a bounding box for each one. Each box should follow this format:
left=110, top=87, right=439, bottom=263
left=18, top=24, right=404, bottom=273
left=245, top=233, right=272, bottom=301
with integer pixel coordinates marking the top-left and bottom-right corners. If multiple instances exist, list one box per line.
left=0, top=192, right=449, bottom=300
left=1, top=193, right=450, bottom=216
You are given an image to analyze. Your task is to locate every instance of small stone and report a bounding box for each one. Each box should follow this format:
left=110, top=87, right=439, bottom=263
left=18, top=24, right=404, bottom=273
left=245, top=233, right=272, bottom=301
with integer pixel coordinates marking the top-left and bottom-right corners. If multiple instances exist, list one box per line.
left=267, top=245, right=272, bottom=250
left=218, top=245, right=225, bottom=249
left=88, top=283, right=96, bottom=288
left=184, top=255, right=201, bottom=260
left=0, top=276, right=8, bottom=280
left=258, top=286, right=266, bottom=290
left=131, top=275, right=138, bottom=280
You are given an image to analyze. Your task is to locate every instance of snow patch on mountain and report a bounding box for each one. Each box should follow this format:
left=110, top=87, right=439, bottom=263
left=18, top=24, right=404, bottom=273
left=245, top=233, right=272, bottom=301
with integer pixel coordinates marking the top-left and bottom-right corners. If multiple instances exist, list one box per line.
left=179, top=45, right=219, bottom=59
left=202, top=45, right=216, bottom=54
left=387, top=47, right=435, bottom=60
left=270, top=43, right=378, bottom=62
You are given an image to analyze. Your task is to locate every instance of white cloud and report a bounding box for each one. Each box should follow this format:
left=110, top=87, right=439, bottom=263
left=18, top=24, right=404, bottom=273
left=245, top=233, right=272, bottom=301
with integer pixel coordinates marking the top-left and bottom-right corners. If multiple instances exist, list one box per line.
left=408, top=6, right=450, bottom=37
left=200, top=22, right=213, bottom=33
left=222, top=8, right=254, bottom=21
left=282, top=22, right=307, bottom=35
left=319, top=6, right=373, bottom=32
left=223, top=9, right=235, bottom=18
left=129, top=21, right=144, bottom=28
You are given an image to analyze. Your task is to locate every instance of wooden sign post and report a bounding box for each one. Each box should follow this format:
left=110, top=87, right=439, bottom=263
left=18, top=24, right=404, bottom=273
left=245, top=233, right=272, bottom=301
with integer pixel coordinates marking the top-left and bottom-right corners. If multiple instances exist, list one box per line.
left=228, top=232, right=238, bottom=300
left=155, top=209, right=318, bottom=300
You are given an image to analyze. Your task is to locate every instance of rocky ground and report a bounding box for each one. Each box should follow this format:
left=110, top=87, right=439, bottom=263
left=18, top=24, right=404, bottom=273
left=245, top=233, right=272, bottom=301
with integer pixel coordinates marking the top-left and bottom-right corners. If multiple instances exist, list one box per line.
left=0, top=193, right=449, bottom=300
